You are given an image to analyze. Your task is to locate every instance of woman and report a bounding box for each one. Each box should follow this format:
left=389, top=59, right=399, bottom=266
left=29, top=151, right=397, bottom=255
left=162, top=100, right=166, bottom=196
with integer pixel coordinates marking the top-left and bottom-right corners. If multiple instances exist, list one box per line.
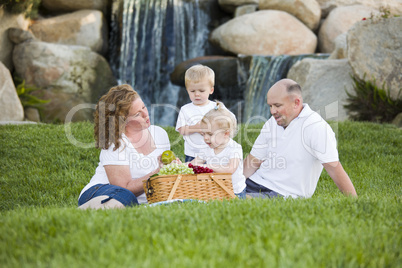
left=78, top=84, right=170, bottom=209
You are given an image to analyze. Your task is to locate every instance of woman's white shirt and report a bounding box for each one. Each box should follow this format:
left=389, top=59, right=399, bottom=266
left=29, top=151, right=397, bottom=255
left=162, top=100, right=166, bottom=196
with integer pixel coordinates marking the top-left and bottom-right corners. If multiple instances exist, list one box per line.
left=79, top=125, right=170, bottom=204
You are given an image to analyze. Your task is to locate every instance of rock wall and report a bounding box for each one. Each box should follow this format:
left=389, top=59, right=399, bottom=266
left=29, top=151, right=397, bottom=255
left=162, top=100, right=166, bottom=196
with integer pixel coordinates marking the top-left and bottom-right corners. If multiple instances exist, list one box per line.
left=0, top=0, right=400, bottom=123
left=0, top=61, right=24, bottom=121
left=0, top=8, right=29, bottom=70
left=348, top=16, right=402, bottom=100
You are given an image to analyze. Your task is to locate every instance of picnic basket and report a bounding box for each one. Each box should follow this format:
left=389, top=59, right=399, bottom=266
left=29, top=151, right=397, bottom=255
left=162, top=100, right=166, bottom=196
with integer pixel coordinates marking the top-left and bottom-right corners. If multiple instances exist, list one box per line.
left=143, top=173, right=236, bottom=204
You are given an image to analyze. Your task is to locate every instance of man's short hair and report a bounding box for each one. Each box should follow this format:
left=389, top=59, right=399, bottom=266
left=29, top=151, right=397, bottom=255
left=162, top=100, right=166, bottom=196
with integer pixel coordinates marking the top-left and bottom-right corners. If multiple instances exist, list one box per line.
left=287, top=83, right=302, bottom=94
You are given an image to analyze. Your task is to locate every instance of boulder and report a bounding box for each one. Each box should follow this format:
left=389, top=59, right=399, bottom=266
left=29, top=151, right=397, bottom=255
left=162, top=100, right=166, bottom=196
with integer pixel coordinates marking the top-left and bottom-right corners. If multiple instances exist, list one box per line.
left=259, top=0, right=322, bottom=30
left=348, top=16, right=402, bottom=100
left=218, top=0, right=259, bottom=13
left=316, top=0, right=402, bottom=18
left=210, top=10, right=317, bottom=56
left=392, top=113, right=402, bottom=128
left=8, top=27, right=36, bottom=44
left=234, top=4, right=258, bottom=17
left=0, top=61, right=24, bottom=121
left=13, top=39, right=117, bottom=122
left=318, top=5, right=378, bottom=53
left=41, top=0, right=109, bottom=13
left=0, top=8, right=29, bottom=70
left=287, top=58, right=353, bottom=120
left=24, top=107, right=41, bottom=122
left=30, top=10, right=108, bottom=55
left=328, top=32, right=347, bottom=59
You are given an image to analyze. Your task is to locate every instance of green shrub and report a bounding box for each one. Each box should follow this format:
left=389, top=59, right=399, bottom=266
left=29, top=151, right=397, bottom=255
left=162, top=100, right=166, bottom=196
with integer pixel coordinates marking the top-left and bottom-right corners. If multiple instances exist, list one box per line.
left=0, top=0, right=41, bottom=18
left=15, top=78, right=49, bottom=111
left=344, top=75, right=402, bottom=123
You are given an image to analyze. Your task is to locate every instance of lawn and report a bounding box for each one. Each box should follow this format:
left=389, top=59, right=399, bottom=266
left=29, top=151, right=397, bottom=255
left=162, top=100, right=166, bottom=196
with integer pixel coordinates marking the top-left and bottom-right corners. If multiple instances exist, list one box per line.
left=0, top=121, right=401, bottom=267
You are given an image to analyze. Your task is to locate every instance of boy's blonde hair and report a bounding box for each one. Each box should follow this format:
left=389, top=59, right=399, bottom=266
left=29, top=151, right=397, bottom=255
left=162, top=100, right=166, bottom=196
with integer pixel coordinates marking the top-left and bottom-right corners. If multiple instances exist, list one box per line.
left=201, top=101, right=237, bottom=138
left=184, top=64, right=215, bottom=88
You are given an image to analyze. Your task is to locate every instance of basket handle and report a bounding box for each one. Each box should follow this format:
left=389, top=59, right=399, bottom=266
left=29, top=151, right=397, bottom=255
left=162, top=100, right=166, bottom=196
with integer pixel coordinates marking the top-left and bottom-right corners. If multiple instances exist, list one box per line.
left=209, top=174, right=236, bottom=199
left=167, top=174, right=182, bottom=201
left=145, top=178, right=153, bottom=197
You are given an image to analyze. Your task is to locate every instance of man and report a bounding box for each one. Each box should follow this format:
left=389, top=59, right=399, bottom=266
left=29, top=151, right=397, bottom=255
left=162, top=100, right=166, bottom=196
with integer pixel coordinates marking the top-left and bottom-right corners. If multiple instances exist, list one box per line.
left=243, top=79, right=357, bottom=198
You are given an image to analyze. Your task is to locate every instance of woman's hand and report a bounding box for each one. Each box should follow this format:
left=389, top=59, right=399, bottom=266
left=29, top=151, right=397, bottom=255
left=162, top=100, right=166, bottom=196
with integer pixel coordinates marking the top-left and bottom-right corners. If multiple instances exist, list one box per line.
left=105, top=165, right=144, bottom=196
left=156, top=154, right=164, bottom=168
left=171, top=158, right=182, bottom=164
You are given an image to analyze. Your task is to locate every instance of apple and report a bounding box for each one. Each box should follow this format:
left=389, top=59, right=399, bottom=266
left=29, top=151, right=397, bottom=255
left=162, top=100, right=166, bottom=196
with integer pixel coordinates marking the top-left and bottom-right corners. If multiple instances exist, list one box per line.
left=161, top=150, right=176, bottom=165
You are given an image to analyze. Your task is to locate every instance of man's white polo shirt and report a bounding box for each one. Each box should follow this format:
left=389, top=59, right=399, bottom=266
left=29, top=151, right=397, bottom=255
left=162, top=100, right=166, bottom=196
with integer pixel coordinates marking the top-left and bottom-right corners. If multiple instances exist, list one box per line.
left=249, top=104, right=339, bottom=198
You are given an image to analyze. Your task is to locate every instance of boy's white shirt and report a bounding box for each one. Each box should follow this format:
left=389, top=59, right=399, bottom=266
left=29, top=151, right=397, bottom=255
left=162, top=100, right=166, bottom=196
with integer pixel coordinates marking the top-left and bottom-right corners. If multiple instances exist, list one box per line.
left=175, top=101, right=217, bottom=157
left=195, top=139, right=246, bottom=194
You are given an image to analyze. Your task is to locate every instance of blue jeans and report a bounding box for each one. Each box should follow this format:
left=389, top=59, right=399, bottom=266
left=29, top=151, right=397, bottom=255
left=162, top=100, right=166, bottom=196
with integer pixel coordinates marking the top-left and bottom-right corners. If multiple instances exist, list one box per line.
left=185, top=155, right=195, bottom=162
left=235, top=187, right=247, bottom=199
left=78, top=184, right=139, bottom=207
left=245, top=179, right=283, bottom=198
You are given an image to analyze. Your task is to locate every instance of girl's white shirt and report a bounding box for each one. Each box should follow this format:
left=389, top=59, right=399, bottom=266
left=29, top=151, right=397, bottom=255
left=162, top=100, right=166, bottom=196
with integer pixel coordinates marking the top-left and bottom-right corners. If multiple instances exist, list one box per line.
left=195, top=139, right=246, bottom=194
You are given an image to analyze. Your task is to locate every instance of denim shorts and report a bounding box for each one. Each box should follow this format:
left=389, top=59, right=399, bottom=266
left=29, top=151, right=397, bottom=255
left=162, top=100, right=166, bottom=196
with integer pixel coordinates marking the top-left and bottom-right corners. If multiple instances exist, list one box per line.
left=245, top=179, right=283, bottom=198
left=235, top=187, right=247, bottom=199
left=78, top=184, right=139, bottom=207
left=185, top=155, right=195, bottom=162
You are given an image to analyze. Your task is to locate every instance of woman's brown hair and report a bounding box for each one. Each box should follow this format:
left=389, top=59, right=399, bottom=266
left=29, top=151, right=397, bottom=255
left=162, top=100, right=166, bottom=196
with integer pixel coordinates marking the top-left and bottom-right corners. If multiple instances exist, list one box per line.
left=94, top=84, right=139, bottom=150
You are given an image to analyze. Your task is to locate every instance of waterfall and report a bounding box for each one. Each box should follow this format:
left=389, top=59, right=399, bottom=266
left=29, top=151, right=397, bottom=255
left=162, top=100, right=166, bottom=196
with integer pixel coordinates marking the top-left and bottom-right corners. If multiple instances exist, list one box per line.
left=111, top=0, right=330, bottom=126
left=116, top=0, right=210, bottom=126
left=242, top=54, right=329, bottom=124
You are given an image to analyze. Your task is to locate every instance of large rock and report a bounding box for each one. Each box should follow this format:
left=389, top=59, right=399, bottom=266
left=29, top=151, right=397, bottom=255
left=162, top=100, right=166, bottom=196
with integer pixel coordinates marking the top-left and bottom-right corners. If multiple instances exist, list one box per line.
left=218, top=0, right=259, bottom=13
left=12, top=39, right=117, bottom=122
left=348, top=16, right=402, bottom=100
left=234, top=4, right=258, bottom=17
left=392, top=113, right=402, bottom=128
left=318, top=5, right=378, bottom=53
left=0, top=8, right=29, bottom=70
left=210, top=10, right=317, bottom=56
left=41, top=0, right=109, bottom=13
left=287, top=58, right=353, bottom=120
left=259, top=0, right=322, bottom=30
left=316, top=0, right=402, bottom=18
left=0, top=61, right=24, bottom=121
left=8, top=27, right=36, bottom=44
left=30, top=10, right=108, bottom=55
left=328, top=32, right=347, bottom=59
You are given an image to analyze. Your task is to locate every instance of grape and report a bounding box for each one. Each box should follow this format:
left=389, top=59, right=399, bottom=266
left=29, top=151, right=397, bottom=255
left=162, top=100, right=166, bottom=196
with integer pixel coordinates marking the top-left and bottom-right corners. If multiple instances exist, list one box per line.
left=159, top=163, right=195, bottom=175
left=188, top=163, right=214, bottom=174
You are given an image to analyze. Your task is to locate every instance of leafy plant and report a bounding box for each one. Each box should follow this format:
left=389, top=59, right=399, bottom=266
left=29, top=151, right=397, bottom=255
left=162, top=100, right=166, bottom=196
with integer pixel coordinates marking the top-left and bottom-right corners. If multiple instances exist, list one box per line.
left=344, top=75, right=402, bottom=123
left=0, top=0, right=41, bottom=18
left=15, top=78, right=49, bottom=110
left=362, top=6, right=400, bottom=21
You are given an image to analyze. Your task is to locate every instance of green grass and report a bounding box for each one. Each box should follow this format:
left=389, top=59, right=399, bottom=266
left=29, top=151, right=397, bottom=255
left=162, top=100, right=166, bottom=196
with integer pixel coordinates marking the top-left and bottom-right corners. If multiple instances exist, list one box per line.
left=0, top=121, right=401, bottom=267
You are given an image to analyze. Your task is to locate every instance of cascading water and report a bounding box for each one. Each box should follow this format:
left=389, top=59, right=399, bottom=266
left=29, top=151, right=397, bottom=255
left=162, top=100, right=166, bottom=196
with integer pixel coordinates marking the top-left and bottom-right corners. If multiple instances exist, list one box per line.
left=115, top=0, right=210, bottom=126
left=242, top=54, right=329, bottom=124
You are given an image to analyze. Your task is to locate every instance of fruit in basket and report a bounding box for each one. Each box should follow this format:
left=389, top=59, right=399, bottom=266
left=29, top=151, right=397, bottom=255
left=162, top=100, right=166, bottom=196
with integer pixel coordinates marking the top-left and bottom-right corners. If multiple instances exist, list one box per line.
left=188, top=163, right=214, bottom=174
left=161, top=150, right=177, bottom=165
left=159, top=163, right=195, bottom=175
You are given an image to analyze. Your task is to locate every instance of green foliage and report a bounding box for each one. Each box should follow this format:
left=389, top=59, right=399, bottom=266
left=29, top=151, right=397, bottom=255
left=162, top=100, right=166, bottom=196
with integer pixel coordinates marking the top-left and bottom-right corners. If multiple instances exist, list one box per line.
left=0, top=0, right=41, bottom=18
left=0, top=121, right=401, bottom=267
left=344, top=75, right=402, bottom=123
left=15, top=78, right=49, bottom=111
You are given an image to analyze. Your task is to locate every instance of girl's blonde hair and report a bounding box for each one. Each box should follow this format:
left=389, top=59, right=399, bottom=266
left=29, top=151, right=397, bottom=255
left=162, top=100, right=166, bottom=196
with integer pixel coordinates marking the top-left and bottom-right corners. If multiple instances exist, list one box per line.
left=184, top=64, right=215, bottom=88
left=201, top=101, right=237, bottom=138
left=94, top=84, right=140, bottom=150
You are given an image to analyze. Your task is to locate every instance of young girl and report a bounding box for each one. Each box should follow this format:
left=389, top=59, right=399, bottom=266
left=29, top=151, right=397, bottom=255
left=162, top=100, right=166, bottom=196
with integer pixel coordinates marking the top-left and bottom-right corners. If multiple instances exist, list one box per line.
left=190, top=102, right=247, bottom=198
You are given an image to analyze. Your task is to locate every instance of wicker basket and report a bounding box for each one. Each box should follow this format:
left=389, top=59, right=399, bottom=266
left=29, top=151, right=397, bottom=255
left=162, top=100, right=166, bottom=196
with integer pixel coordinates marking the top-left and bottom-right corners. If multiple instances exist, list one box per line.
left=143, top=173, right=236, bottom=204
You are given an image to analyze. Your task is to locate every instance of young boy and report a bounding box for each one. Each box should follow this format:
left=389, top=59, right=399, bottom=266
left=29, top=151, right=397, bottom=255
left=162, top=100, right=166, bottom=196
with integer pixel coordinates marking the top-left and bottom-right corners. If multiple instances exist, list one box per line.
left=175, top=64, right=217, bottom=162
